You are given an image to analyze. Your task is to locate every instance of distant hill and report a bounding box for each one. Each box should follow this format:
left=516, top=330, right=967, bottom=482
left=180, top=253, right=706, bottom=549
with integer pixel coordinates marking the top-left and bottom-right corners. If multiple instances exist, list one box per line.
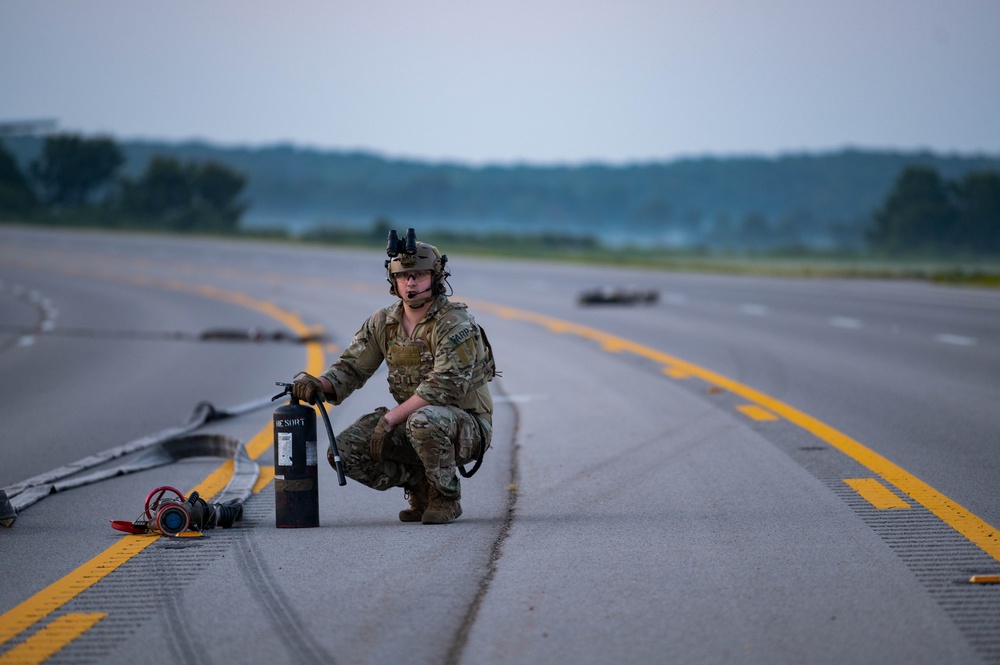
left=4, top=136, right=999, bottom=249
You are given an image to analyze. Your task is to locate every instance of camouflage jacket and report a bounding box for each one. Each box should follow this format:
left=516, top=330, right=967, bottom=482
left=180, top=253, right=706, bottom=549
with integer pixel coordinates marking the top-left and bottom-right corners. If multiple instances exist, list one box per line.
left=321, top=295, right=495, bottom=423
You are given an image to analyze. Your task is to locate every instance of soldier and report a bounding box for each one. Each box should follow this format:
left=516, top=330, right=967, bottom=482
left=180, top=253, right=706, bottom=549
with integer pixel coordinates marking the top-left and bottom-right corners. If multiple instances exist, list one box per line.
left=292, top=229, right=496, bottom=524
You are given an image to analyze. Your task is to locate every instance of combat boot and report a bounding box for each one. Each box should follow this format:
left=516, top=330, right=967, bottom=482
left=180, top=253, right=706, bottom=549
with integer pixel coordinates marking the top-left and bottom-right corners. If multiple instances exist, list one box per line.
left=399, top=474, right=430, bottom=522
left=421, top=487, right=462, bottom=525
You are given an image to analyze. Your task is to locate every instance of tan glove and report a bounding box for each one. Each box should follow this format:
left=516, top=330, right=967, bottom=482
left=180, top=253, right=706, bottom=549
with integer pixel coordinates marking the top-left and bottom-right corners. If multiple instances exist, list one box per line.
left=292, top=372, right=325, bottom=405
left=369, top=413, right=396, bottom=464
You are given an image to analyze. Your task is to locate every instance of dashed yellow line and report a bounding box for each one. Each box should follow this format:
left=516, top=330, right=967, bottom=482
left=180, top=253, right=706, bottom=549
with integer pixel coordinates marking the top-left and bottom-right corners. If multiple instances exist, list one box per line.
left=844, top=478, right=911, bottom=510
left=465, top=299, right=1000, bottom=563
left=0, top=613, right=106, bottom=665
left=0, top=439, right=276, bottom=649
left=0, top=539, right=151, bottom=647
left=0, top=271, right=326, bottom=652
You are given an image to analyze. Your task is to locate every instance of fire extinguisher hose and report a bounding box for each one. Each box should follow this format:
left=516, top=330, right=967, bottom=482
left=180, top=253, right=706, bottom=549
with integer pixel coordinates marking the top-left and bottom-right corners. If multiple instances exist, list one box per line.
left=319, top=404, right=347, bottom=486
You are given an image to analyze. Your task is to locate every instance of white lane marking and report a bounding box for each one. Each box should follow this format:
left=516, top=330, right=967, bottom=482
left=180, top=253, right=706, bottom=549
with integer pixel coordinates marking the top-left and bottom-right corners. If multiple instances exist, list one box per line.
left=741, top=303, right=769, bottom=316
left=830, top=316, right=862, bottom=330
left=2, top=282, right=60, bottom=339
left=935, top=333, right=977, bottom=347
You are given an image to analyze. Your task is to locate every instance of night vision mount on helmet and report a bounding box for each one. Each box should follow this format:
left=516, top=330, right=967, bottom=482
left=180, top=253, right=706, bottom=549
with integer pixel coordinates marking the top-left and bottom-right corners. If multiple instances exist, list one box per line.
left=385, top=228, right=450, bottom=298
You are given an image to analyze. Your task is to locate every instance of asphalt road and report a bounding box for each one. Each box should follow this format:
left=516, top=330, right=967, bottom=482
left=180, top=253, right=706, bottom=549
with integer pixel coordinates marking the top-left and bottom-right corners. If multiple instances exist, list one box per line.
left=1, top=226, right=999, bottom=664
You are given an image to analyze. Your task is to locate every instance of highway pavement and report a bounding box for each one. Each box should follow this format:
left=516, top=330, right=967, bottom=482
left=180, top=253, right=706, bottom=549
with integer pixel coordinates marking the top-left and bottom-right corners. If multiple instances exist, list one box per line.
left=1, top=226, right=999, bottom=664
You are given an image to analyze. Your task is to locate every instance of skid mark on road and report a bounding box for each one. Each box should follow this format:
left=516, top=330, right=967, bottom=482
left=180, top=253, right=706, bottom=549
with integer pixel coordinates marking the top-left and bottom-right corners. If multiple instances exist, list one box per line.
left=0, top=263, right=326, bottom=661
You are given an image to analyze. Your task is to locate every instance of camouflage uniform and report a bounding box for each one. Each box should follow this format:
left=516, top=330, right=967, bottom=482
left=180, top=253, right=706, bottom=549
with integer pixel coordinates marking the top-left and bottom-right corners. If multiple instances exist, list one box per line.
left=320, top=294, right=493, bottom=500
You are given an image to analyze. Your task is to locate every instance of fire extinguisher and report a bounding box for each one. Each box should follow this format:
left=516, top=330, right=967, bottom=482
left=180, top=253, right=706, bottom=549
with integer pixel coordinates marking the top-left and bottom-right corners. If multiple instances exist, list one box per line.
left=272, top=382, right=347, bottom=528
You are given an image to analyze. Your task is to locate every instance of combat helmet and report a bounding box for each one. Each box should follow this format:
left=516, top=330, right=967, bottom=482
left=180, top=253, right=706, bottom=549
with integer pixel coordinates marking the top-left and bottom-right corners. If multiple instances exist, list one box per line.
left=385, top=228, right=449, bottom=298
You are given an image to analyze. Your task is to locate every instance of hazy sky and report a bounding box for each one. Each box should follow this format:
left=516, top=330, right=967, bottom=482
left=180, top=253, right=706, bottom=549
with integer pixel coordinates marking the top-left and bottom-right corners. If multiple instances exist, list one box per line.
left=2, top=1, right=998, bottom=165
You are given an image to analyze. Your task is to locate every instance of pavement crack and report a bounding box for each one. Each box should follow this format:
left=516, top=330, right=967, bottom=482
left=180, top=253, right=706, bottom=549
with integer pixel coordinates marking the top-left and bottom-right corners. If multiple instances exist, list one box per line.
left=0, top=323, right=326, bottom=344
left=445, top=378, right=521, bottom=665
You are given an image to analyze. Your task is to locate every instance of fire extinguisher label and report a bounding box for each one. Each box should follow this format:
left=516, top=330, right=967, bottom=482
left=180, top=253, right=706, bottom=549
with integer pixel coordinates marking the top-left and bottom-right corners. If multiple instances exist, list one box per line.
left=277, top=431, right=294, bottom=466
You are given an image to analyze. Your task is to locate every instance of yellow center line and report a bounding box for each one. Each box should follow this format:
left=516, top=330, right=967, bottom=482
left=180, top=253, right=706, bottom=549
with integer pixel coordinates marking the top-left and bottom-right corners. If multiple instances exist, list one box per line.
left=463, top=298, right=1000, bottom=563
left=0, top=539, right=151, bottom=647
left=736, top=404, right=780, bottom=422
left=245, top=423, right=276, bottom=461
left=662, top=366, right=693, bottom=379
left=0, top=271, right=326, bottom=649
left=253, top=467, right=276, bottom=494
left=7, top=252, right=997, bottom=655
left=0, top=613, right=106, bottom=665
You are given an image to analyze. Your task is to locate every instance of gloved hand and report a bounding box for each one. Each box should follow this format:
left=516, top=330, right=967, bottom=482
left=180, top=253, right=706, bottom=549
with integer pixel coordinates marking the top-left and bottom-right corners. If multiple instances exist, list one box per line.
left=292, top=372, right=326, bottom=405
left=369, top=414, right=396, bottom=464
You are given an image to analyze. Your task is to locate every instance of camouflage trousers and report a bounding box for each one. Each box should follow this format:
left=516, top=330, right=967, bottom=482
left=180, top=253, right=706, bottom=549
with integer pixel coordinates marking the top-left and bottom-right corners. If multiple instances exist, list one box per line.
left=330, top=405, right=491, bottom=500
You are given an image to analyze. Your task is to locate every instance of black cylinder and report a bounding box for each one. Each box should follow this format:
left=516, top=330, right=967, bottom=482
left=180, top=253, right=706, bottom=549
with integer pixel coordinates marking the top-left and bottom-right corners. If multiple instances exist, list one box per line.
left=273, top=400, right=319, bottom=528
left=386, top=229, right=399, bottom=256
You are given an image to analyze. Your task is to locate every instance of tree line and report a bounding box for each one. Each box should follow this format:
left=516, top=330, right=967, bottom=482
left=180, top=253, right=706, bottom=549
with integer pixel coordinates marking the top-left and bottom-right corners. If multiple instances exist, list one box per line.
left=868, top=166, right=1000, bottom=256
left=0, top=133, right=247, bottom=232
left=3, top=133, right=998, bottom=257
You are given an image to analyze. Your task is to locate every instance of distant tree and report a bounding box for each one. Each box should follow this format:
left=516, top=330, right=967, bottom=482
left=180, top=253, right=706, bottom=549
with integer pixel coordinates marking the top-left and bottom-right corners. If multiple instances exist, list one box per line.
left=120, top=156, right=247, bottom=231
left=121, top=156, right=192, bottom=220
left=191, top=161, right=247, bottom=227
left=30, top=134, right=124, bottom=207
left=371, top=216, right=393, bottom=239
left=773, top=209, right=811, bottom=248
left=630, top=194, right=672, bottom=228
left=395, top=172, right=453, bottom=214
left=0, top=141, right=37, bottom=215
left=953, top=171, right=1000, bottom=254
left=737, top=212, right=771, bottom=251
left=707, top=211, right=736, bottom=251
left=868, top=165, right=956, bottom=254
